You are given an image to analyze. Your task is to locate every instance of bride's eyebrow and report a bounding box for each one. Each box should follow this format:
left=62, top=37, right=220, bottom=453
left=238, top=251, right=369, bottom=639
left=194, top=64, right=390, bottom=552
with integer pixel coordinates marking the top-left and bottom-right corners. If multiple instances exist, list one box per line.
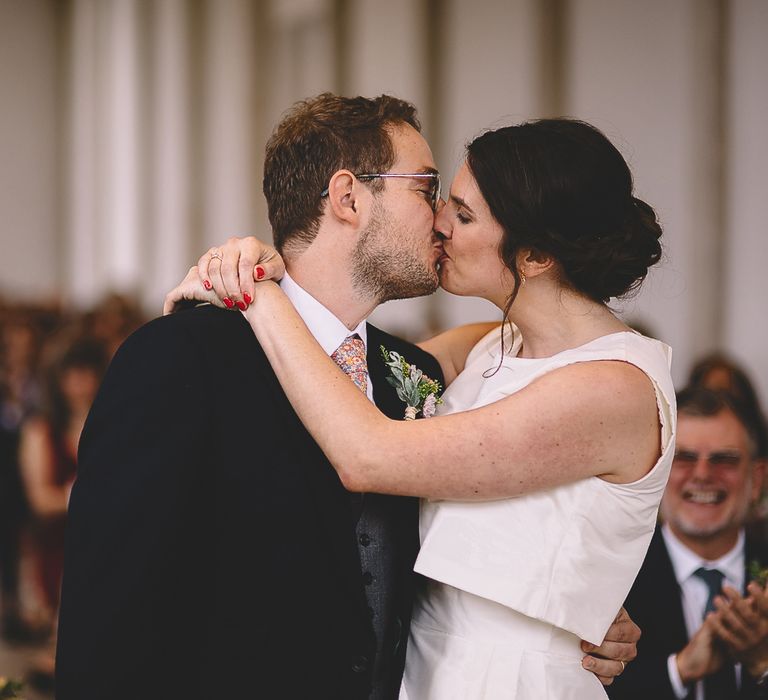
left=450, top=194, right=475, bottom=214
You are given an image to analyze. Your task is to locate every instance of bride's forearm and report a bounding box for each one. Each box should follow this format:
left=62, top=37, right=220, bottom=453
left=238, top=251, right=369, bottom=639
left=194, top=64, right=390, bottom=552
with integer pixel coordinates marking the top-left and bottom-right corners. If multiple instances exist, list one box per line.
left=242, top=285, right=655, bottom=502
left=243, top=283, right=396, bottom=491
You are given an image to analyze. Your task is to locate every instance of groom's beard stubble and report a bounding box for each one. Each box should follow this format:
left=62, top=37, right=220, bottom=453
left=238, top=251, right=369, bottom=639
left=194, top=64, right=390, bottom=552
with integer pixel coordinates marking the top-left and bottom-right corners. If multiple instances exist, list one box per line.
left=351, top=201, right=439, bottom=305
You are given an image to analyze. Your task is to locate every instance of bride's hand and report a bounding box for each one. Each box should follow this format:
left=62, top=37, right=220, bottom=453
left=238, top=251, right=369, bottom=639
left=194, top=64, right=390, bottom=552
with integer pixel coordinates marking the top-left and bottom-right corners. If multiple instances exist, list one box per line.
left=197, top=236, right=285, bottom=311
left=163, top=266, right=221, bottom=315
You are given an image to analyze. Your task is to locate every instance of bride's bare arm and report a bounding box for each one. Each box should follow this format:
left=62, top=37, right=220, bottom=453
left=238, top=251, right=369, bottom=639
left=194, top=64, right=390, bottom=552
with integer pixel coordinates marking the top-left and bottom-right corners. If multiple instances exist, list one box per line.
left=245, top=283, right=660, bottom=501
left=417, top=322, right=501, bottom=386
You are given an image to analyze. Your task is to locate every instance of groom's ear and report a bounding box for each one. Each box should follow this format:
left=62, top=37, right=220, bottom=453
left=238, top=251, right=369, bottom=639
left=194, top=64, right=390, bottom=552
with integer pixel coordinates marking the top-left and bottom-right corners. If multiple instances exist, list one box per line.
left=325, top=170, right=367, bottom=226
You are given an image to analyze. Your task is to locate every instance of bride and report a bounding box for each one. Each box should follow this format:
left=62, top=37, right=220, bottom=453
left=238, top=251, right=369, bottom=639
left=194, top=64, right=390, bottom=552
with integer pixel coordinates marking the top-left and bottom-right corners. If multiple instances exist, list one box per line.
left=167, top=118, right=675, bottom=699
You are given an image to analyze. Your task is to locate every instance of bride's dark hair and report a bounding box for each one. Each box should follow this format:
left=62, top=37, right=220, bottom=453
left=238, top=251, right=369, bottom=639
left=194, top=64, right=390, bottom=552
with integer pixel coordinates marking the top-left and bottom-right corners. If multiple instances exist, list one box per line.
left=466, top=119, right=663, bottom=319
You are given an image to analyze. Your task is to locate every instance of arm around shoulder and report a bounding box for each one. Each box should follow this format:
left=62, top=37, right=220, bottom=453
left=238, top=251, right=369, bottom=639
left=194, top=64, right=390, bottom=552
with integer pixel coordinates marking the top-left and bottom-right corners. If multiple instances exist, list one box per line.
left=338, top=359, right=661, bottom=499
left=417, top=321, right=501, bottom=386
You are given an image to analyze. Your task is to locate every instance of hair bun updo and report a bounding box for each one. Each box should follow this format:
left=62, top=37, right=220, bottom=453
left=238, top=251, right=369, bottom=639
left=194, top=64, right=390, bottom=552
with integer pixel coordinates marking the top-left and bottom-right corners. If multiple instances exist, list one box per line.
left=559, top=195, right=662, bottom=302
left=466, top=119, right=663, bottom=304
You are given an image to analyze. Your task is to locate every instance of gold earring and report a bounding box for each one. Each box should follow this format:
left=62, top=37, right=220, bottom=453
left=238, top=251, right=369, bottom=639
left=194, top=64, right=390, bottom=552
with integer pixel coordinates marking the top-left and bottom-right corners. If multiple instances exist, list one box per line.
left=520, top=271, right=527, bottom=285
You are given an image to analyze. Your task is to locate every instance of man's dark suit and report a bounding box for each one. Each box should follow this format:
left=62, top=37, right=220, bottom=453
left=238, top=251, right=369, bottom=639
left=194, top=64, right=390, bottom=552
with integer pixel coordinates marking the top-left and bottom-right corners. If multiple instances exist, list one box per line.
left=56, top=304, right=443, bottom=700
left=609, top=527, right=768, bottom=699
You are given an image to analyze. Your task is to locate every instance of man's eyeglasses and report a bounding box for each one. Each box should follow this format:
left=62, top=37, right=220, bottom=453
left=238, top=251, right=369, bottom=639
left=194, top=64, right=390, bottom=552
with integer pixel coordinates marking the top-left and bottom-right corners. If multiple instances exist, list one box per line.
left=673, top=450, right=745, bottom=469
left=320, top=172, right=442, bottom=213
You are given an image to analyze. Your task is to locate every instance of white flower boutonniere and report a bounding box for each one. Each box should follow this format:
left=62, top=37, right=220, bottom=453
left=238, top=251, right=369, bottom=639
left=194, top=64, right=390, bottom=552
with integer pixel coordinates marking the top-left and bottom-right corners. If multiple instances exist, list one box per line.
left=381, top=346, right=443, bottom=420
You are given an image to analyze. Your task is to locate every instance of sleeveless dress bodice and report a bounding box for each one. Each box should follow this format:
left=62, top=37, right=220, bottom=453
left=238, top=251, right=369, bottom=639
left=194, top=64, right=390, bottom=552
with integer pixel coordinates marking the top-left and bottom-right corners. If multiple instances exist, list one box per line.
left=400, top=327, right=676, bottom=699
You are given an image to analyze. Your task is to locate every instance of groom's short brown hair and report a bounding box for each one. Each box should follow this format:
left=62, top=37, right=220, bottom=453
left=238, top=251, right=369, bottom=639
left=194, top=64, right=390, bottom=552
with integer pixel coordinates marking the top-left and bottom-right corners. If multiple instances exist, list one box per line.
left=263, top=93, right=421, bottom=256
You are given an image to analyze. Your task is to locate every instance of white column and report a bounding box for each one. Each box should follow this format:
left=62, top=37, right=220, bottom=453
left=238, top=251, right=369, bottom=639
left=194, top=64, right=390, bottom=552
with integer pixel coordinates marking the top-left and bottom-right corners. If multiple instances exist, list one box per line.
left=433, top=0, right=542, bottom=331
left=67, top=0, right=143, bottom=305
left=0, top=0, right=60, bottom=301
left=101, top=0, right=142, bottom=294
left=268, top=0, right=335, bottom=116
left=345, top=0, right=428, bottom=110
left=67, top=0, right=101, bottom=306
left=722, top=0, right=768, bottom=403
left=343, top=0, right=436, bottom=337
left=200, top=0, right=260, bottom=248
left=565, top=0, right=722, bottom=386
left=144, top=0, right=192, bottom=311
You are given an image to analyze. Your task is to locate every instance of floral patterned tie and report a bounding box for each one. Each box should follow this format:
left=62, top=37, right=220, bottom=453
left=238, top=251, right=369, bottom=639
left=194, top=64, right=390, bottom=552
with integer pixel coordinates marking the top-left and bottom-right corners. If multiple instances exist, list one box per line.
left=331, top=334, right=368, bottom=395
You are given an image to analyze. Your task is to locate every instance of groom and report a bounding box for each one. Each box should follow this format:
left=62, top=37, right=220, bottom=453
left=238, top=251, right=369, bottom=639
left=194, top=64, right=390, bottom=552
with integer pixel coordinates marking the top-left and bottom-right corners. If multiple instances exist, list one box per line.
left=57, top=94, right=637, bottom=699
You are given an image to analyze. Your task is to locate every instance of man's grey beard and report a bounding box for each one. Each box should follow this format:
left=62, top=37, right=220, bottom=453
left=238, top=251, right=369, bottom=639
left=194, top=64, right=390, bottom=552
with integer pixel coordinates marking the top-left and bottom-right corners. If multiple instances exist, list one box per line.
left=350, top=202, right=439, bottom=304
left=662, top=480, right=755, bottom=540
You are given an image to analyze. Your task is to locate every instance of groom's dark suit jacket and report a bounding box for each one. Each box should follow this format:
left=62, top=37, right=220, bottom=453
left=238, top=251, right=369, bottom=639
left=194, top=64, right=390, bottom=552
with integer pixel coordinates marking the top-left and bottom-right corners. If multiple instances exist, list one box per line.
left=56, top=304, right=443, bottom=700
left=608, top=526, right=768, bottom=699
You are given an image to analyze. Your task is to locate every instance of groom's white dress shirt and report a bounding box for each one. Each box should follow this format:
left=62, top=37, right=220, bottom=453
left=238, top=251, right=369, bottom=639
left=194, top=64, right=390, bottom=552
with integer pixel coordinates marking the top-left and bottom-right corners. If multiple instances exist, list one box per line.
left=280, top=272, right=373, bottom=401
left=662, top=524, right=744, bottom=700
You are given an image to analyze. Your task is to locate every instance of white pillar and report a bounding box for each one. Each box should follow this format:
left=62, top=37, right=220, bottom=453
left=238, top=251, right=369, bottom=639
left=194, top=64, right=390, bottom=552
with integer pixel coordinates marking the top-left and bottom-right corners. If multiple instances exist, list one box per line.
left=268, top=0, right=335, bottom=121
left=433, top=0, right=542, bottom=331
left=343, top=0, right=436, bottom=337
left=200, top=0, right=260, bottom=249
left=144, top=0, right=192, bottom=311
left=67, top=0, right=101, bottom=306
left=0, top=0, right=59, bottom=301
left=102, top=0, right=142, bottom=294
left=722, top=0, right=768, bottom=403
left=565, top=0, right=723, bottom=386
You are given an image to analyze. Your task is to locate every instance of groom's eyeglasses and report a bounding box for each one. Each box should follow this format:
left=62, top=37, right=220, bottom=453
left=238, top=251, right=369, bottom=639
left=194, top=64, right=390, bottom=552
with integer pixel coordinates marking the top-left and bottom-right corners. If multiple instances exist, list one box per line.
left=320, top=172, right=442, bottom=213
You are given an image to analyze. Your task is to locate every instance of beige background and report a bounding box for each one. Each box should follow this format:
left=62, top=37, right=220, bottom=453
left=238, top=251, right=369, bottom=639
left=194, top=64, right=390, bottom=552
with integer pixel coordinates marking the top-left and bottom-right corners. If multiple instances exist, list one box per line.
left=1, top=0, right=766, bottom=398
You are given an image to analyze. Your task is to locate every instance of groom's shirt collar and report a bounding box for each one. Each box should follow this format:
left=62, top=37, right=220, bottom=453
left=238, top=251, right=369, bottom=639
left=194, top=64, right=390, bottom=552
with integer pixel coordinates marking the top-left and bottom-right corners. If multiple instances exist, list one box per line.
left=280, top=272, right=372, bottom=400
left=280, top=272, right=368, bottom=353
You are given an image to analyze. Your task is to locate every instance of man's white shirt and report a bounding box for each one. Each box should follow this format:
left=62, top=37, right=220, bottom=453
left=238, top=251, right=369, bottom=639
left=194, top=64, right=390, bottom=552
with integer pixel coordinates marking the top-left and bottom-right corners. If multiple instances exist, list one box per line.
left=280, top=272, right=373, bottom=401
left=662, top=523, right=745, bottom=700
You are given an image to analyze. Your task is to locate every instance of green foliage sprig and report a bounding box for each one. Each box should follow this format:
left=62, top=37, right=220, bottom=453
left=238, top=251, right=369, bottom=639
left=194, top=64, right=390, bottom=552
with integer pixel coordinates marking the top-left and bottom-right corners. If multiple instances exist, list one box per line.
left=749, top=560, right=768, bottom=587
left=381, top=346, right=443, bottom=420
left=0, top=678, right=24, bottom=700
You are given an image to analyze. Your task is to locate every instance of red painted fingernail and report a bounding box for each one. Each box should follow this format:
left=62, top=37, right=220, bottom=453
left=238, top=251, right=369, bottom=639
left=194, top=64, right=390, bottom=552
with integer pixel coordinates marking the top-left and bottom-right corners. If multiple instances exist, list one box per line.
left=255, top=266, right=265, bottom=280
left=235, top=301, right=247, bottom=311
left=223, top=297, right=234, bottom=309
left=243, top=292, right=252, bottom=305
left=203, top=280, right=212, bottom=290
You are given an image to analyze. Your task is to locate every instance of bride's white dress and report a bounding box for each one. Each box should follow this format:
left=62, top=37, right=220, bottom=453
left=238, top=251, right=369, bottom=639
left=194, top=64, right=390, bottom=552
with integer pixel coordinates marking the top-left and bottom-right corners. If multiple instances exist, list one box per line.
left=399, top=327, right=676, bottom=699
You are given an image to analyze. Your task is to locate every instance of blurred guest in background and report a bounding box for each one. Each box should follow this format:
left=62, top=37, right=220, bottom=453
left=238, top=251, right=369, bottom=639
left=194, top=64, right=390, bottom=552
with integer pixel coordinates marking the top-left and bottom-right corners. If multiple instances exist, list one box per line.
left=609, top=386, right=768, bottom=700
left=688, top=353, right=768, bottom=460
left=0, top=294, right=138, bottom=695
left=0, top=315, right=41, bottom=640
left=17, top=333, right=107, bottom=685
left=19, top=335, right=108, bottom=622
left=82, top=293, right=145, bottom=359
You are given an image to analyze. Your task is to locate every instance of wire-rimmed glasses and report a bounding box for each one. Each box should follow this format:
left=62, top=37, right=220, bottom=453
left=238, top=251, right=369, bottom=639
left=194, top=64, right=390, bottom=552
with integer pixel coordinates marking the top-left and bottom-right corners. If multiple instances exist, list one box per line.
left=321, top=172, right=441, bottom=212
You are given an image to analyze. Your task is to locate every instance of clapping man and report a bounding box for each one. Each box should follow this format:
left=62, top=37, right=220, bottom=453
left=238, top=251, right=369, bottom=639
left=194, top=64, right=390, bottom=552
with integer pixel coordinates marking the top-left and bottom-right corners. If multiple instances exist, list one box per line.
left=610, top=386, right=768, bottom=699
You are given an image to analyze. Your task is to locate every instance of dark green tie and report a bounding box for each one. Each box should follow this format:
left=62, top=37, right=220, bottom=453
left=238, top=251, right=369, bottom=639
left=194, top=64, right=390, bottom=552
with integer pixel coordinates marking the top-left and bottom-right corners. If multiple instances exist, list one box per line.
left=693, top=567, right=725, bottom=614
left=693, top=567, right=737, bottom=699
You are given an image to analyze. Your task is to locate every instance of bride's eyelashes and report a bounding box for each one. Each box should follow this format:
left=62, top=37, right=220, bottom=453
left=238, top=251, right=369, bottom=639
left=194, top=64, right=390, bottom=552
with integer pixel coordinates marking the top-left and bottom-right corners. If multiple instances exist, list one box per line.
left=456, top=209, right=472, bottom=225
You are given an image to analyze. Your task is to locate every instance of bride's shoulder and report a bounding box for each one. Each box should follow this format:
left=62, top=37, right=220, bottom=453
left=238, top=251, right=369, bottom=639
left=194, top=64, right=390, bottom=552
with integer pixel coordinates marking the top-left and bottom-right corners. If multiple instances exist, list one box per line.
left=418, top=322, right=503, bottom=386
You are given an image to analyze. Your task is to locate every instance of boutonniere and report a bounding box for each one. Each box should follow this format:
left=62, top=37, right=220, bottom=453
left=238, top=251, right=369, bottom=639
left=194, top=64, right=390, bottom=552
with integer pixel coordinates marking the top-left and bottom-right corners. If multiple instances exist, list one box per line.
left=381, top=346, right=443, bottom=420
left=749, top=560, right=768, bottom=587
left=0, top=678, right=24, bottom=700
